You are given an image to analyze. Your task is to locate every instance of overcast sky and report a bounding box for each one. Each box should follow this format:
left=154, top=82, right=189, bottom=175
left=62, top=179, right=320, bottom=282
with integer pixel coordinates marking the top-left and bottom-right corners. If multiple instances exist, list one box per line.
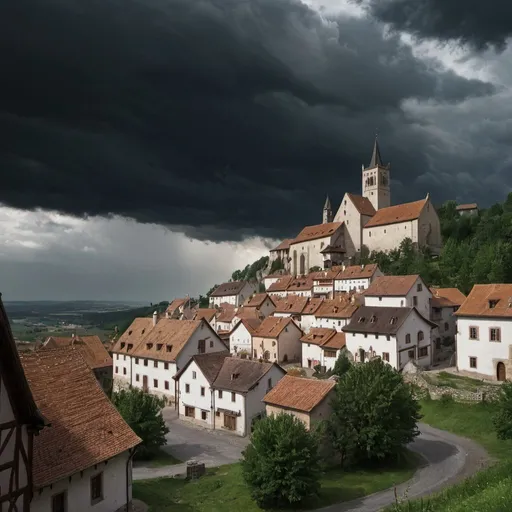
left=1, top=0, right=512, bottom=301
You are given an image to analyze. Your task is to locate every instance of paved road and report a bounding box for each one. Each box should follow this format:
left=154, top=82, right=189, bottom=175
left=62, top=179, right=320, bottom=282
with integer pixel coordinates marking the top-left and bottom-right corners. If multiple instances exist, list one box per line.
left=133, top=412, right=490, bottom=512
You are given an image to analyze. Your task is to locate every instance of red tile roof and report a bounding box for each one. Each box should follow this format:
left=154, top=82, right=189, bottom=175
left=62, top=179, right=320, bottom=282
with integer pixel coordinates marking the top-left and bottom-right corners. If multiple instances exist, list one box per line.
left=194, top=308, right=217, bottom=322
left=291, top=222, right=343, bottom=244
left=347, top=193, right=376, bottom=216
left=365, top=275, right=422, bottom=297
left=364, top=198, right=427, bottom=228
left=21, top=348, right=141, bottom=488
left=267, top=276, right=294, bottom=292
left=166, top=298, right=189, bottom=314
left=430, top=287, right=466, bottom=308
left=244, top=293, right=275, bottom=308
left=44, top=335, right=112, bottom=370
left=456, top=203, right=478, bottom=211
left=254, top=317, right=299, bottom=338
left=263, top=376, right=335, bottom=412
left=274, top=296, right=309, bottom=314
left=287, top=276, right=314, bottom=292
left=335, top=264, right=379, bottom=280
left=271, top=239, right=294, bottom=251
left=315, top=298, right=359, bottom=319
left=455, top=284, right=512, bottom=318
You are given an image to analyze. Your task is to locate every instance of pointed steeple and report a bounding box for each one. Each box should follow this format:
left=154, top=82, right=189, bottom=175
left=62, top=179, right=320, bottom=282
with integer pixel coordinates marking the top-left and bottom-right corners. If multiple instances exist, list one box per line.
left=324, top=195, right=332, bottom=210
left=368, top=136, right=383, bottom=169
left=323, top=195, right=333, bottom=224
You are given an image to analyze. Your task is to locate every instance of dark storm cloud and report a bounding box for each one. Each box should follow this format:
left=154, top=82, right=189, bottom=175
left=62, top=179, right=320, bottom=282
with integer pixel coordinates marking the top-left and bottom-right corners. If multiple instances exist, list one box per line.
left=356, top=0, right=512, bottom=52
left=0, top=0, right=496, bottom=241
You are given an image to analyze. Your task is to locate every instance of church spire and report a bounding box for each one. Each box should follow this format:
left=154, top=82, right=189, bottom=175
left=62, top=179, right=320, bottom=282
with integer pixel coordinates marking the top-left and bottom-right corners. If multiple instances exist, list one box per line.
left=323, top=195, right=333, bottom=224
left=368, top=135, right=383, bottom=169
left=324, top=195, right=332, bottom=210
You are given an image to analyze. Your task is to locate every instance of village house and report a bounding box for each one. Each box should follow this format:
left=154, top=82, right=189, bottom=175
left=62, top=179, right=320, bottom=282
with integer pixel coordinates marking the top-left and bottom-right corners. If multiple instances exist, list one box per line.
left=242, top=293, right=276, bottom=318
left=175, top=353, right=285, bottom=436
left=42, top=334, right=113, bottom=393
left=0, top=298, right=46, bottom=511
left=364, top=274, right=432, bottom=320
left=209, top=281, right=257, bottom=308
left=263, top=271, right=288, bottom=290
left=286, top=275, right=314, bottom=298
left=252, top=316, right=303, bottom=363
left=455, top=284, right=512, bottom=381
left=301, top=328, right=346, bottom=371
left=343, top=305, right=437, bottom=370
left=193, top=308, right=218, bottom=330
left=430, top=287, right=466, bottom=353
left=229, top=318, right=262, bottom=356
left=112, top=314, right=226, bottom=402
left=267, top=275, right=294, bottom=298
left=21, top=347, right=141, bottom=512
left=268, top=239, right=293, bottom=272
left=314, top=298, right=359, bottom=332
left=273, top=296, right=324, bottom=333
left=263, top=375, right=336, bottom=430
left=310, top=267, right=342, bottom=298
left=215, top=305, right=237, bottom=333
left=165, top=297, right=191, bottom=319
left=456, top=203, right=479, bottom=216
left=334, top=263, right=383, bottom=293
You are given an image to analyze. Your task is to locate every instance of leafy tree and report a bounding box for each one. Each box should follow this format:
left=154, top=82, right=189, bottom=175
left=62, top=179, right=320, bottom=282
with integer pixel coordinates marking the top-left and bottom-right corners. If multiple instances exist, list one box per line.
left=309, top=266, right=322, bottom=272
left=269, top=256, right=285, bottom=274
left=242, top=413, right=321, bottom=508
left=328, top=359, right=421, bottom=466
left=332, top=350, right=351, bottom=378
left=112, top=387, right=169, bottom=460
left=493, top=382, right=512, bottom=440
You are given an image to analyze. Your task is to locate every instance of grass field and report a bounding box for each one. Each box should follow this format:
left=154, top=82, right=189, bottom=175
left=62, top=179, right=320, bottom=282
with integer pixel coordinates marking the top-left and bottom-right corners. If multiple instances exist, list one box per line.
left=386, top=398, right=512, bottom=512
left=133, top=452, right=420, bottom=512
left=421, top=371, right=496, bottom=392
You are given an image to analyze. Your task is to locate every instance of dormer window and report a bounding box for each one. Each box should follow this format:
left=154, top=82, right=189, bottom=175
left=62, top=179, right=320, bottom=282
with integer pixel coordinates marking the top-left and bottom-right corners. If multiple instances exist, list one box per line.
left=157, top=344, right=163, bottom=351
left=141, top=329, right=145, bottom=335
left=166, top=344, right=173, bottom=353
left=370, top=315, right=376, bottom=323
left=127, top=343, right=133, bottom=351
left=146, top=343, right=153, bottom=350
left=358, top=317, right=366, bottom=323
left=128, top=331, right=132, bottom=336
left=390, top=317, right=397, bottom=325
left=120, top=342, right=126, bottom=349
left=489, top=300, right=499, bottom=309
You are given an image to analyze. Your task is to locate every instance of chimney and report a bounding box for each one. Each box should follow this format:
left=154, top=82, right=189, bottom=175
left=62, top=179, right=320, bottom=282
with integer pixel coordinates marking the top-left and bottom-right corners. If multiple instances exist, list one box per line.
left=165, top=311, right=169, bottom=319
left=361, top=264, right=365, bottom=270
left=342, top=264, right=346, bottom=271
left=153, top=311, right=158, bottom=326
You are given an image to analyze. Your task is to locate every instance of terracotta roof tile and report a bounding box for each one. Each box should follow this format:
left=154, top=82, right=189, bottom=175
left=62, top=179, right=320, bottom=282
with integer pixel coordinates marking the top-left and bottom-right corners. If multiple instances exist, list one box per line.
left=291, top=222, right=343, bottom=244
left=302, top=298, right=325, bottom=315
left=456, top=203, right=478, bottom=211
left=365, top=275, right=421, bottom=297
left=21, top=348, right=141, bottom=488
left=112, top=318, right=154, bottom=354
left=44, top=335, right=112, bottom=369
left=315, top=298, right=359, bottom=319
left=244, top=293, right=275, bottom=308
left=288, top=276, right=314, bottom=291
left=263, top=376, right=335, bottom=412
left=323, top=332, right=346, bottom=349
left=274, top=295, right=309, bottom=314
left=194, top=308, right=217, bottom=322
left=254, top=317, right=299, bottom=338
left=347, top=193, right=376, bottom=216
left=364, top=199, right=427, bottom=228
left=310, top=266, right=344, bottom=281
left=216, top=308, right=237, bottom=323
left=234, top=307, right=263, bottom=321
left=300, top=328, right=336, bottom=346
left=455, top=284, right=512, bottom=318
left=237, top=318, right=263, bottom=335
left=271, top=239, right=294, bottom=251
left=210, top=281, right=248, bottom=297
left=166, top=298, right=189, bottom=314
left=267, top=276, right=294, bottom=292
left=213, top=358, right=284, bottom=393
left=335, top=264, right=379, bottom=280
left=430, top=287, right=466, bottom=308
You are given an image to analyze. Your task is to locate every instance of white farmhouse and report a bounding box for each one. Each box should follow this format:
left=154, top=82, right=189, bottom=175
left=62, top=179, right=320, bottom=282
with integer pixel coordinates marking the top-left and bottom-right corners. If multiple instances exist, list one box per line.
left=215, top=306, right=237, bottom=333
left=314, top=298, right=359, bottom=332
left=252, top=317, right=303, bottom=363
left=22, top=347, right=141, bottom=512
left=343, top=305, right=437, bottom=370
left=364, top=274, right=432, bottom=320
left=301, top=328, right=346, bottom=371
left=334, top=263, right=383, bottom=293
left=267, top=275, right=294, bottom=298
left=286, top=276, right=314, bottom=298
left=455, top=284, right=512, bottom=381
left=175, top=353, right=285, bottom=436
left=209, top=281, right=257, bottom=308
left=112, top=314, right=226, bottom=403
left=0, top=299, right=46, bottom=510
left=229, top=319, right=262, bottom=357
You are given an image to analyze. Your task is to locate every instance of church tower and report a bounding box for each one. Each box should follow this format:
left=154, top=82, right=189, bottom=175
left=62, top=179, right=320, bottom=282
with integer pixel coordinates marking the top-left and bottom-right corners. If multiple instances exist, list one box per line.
left=362, top=137, right=391, bottom=211
left=323, top=195, right=333, bottom=224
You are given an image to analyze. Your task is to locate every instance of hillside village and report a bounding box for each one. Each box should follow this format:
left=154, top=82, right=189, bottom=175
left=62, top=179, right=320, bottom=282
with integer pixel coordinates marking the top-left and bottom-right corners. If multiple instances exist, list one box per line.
left=3, top=143, right=512, bottom=511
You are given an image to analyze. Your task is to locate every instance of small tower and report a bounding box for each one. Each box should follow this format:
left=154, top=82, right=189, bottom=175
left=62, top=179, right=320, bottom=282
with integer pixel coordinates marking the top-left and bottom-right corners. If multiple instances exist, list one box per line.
left=323, top=195, right=333, bottom=224
left=362, top=136, right=391, bottom=211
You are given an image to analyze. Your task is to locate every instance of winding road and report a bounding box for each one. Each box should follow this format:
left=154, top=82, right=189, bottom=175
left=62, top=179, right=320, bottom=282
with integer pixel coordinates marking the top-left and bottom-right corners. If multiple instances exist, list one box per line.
left=133, top=413, right=491, bottom=512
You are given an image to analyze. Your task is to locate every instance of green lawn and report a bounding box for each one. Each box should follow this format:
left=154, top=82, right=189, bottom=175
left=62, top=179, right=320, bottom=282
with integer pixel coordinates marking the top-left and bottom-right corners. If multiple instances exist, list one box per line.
left=133, top=453, right=420, bottom=512
left=422, top=371, right=493, bottom=392
left=386, top=399, right=512, bottom=512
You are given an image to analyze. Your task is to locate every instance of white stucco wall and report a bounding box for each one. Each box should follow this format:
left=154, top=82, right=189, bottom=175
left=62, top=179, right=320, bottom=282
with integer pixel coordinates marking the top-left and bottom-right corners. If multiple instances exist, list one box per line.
left=214, top=388, right=246, bottom=436
left=210, top=283, right=257, bottom=308
left=456, top=317, right=512, bottom=378
left=264, top=276, right=281, bottom=289
left=362, top=166, right=391, bottom=211
left=314, top=316, right=350, bottom=332
left=31, top=452, right=131, bottom=512
left=363, top=219, right=418, bottom=253
left=334, top=268, right=383, bottom=293
left=254, top=322, right=302, bottom=363
left=432, top=306, right=458, bottom=340
left=113, top=353, right=133, bottom=390
left=229, top=323, right=253, bottom=355
left=418, top=201, right=442, bottom=252
left=333, top=193, right=367, bottom=256
left=259, top=299, right=276, bottom=318
left=300, top=314, right=318, bottom=334
left=301, top=343, right=341, bottom=371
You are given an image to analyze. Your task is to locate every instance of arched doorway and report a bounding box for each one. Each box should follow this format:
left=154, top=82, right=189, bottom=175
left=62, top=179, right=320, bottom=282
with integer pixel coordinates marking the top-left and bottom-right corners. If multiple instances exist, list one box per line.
left=299, top=254, right=306, bottom=275
left=497, top=362, right=506, bottom=382
left=292, top=251, right=297, bottom=275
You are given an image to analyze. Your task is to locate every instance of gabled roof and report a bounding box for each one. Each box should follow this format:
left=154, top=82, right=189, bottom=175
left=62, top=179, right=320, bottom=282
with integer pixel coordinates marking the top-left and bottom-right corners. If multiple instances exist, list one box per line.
left=287, top=276, right=314, bottom=292
left=111, top=318, right=154, bottom=354
left=270, top=239, right=294, bottom=252
left=455, top=284, right=512, bottom=318
left=302, top=298, right=325, bottom=315
left=21, top=348, right=141, bottom=489
left=213, top=358, right=285, bottom=393
left=274, top=295, right=309, bottom=314
left=253, top=317, right=299, bottom=338
left=300, top=328, right=346, bottom=350
left=263, top=376, right=335, bottom=412
left=174, top=351, right=230, bottom=384
left=43, top=335, right=112, bottom=370
left=310, top=266, right=344, bottom=281
left=244, top=293, right=275, bottom=308
left=364, top=198, right=428, bottom=228
left=430, top=287, right=466, bottom=308
left=364, top=275, right=423, bottom=297
left=267, top=275, right=294, bottom=292
left=456, top=203, right=478, bottom=211
left=0, top=296, right=45, bottom=427
left=343, top=306, right=436, bottom=335
left=216, top=307, right=237, bottom=323
left=234, top=307, right=263, bottom=321
left=166, top=298, right=189, bottom=314
left=231, top=318, right=262, bottom=335
left=335, top=264, right=379, bottom=280
left=291, top=222, right=343, bottom=244
left=315, top=298, right=359, bottom=319
left=346, top=193, right=376, bottom=217
left=194, top=308, right=217, bottom=322
left=210, top=281, right=249, bottom=297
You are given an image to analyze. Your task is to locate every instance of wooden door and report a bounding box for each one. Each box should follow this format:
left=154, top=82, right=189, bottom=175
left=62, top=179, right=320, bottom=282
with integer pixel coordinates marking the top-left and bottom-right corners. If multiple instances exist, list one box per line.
left=142, top=375, right=148, bottom=392
left=223, top=414, right=236, bottom=431
left=497, top=362, right=506, bottom=382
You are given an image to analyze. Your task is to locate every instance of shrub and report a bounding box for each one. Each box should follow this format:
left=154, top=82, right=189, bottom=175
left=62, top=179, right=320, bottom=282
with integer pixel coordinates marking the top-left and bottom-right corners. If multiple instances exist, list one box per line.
left=439, top=393, right=454, bottom=406
left=493, top=381, right=512, bottom=440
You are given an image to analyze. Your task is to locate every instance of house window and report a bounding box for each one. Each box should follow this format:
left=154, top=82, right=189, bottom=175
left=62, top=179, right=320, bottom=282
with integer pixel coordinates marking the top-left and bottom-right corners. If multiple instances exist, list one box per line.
left=144, top=359, right=148, bottom=366
left=408, top=350, right=415, bottom=359
left=136, top=374, right=139, bottom=382
left=90, top=473, right=103, bottom=504
left=379, top=297, right=382, bottom=301
left=469, top=326, right=479, bottom=340
left=400, top=300, right=404, bottom=307
left=185, top=384, right=190, bottom=393
left=219, top=390, right=223, bottom=399
left=165, top=381, right=169, bottom=390
left=164, top=362, right=169, bottom=370
left=413, top=296, right=418, bottom=306
left=418, top=346, right=428, bottom=358
left=52, top=492, right=67, bottom=512
left=382, top=352, right=389, bottom=362
left=490, top=328, right=501, bottom=342
left=135, top=358, right=139, bottom=364
left=405, top=334, right=411, bottom=344
left=123, top=355, right=126, bottom=361
left=417, top=283, right=423, bottom=292
left=231, top=392, right=236, bottom=402
left=324, top=349, right=337, bottom=358
left=115, top=366, right=118, bottom=374
left=201, top=387, right=205, bottom=396
left=210, top=340, right=214, bottom=348
left=417, top=331, right=424, bottom=342
left=444, top=322, right=449, bottom=332
left=154, top=361, right=158, bottom=368
left=369, top=231, right=371, bottom=237
left=386, top=335, right=390, bottom=341
left=469, top=357, right=477, bottom=369
left=185, top=406, right=195, bottom=418
left=267, top=378, right=272, bottom=389
left=192, top=371, right=197, bottom=379
left=201, top=411, right=207, bottom=421
left=153, top=379, right=158, bottom=388
left=198, top=340, right=206, bottom=354
left=123, top=368, right=126, bottom=375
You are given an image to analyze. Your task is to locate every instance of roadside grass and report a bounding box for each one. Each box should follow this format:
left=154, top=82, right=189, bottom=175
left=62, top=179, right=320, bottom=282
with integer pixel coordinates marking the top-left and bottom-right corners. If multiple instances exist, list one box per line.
left=422, top=371, right=494, bottom=391
left=135, top=449, right=182, bottom=468
left=386, top=399, right=512, bottom=512
left=133, top=451, right=420, bottom=511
